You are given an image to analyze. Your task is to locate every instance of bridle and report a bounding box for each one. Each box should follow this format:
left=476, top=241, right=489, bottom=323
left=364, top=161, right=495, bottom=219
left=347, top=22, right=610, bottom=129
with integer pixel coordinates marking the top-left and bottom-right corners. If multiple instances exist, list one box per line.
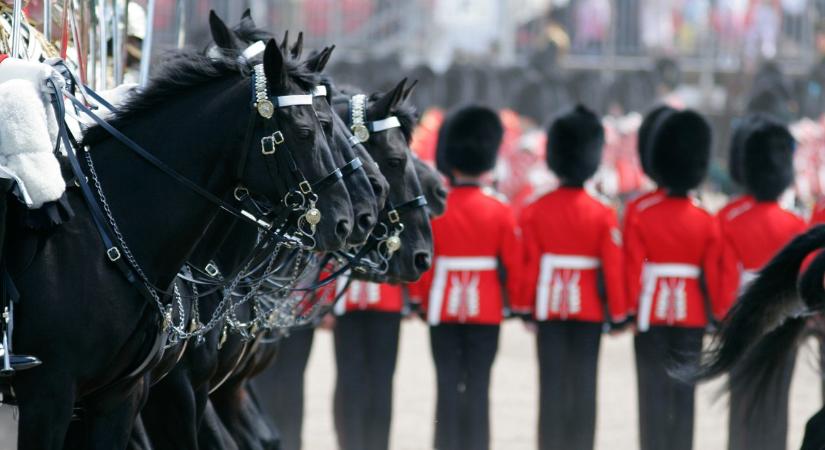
left=47, top=59, right=350, bottom=342
left=335, top=93, right=428, bottom=274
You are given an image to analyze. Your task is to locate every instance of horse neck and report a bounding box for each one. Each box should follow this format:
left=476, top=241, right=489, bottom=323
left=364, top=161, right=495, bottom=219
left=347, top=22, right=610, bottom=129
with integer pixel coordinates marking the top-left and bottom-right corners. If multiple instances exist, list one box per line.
left=188, top=209, right=239, bottom=272
left=214, top=220, right=259, bottom=271
left=86, top=77, right=251, bottom=288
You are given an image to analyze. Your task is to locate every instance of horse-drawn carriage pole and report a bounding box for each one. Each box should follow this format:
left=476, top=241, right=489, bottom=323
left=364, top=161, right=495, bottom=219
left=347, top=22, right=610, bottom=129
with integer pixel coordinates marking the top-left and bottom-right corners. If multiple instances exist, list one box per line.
left=98, top=0, right=107, bottom=88
left=9, top=0, right=23, bottom=57
left=174, top=0, right=186, bottom=49
left=112, top=0, right=123, bottom=84
left=139, top=0, right=154, bottom=85
left=43, top=0, right=52, bottom=41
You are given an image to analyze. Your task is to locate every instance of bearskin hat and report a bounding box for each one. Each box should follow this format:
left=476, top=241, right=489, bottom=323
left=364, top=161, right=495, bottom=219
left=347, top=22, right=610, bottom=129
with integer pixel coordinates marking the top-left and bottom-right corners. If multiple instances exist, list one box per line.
left=440, top=105, right=503, bottom=176
left=742, top=117, right=795, bottom=201
left=546, top=104, right=604, bottom=185
left=728, top=113, right=770, bottom=186
left=637, top=105, right=675, bottom=182
left=649, top=109, right=712, bottom=195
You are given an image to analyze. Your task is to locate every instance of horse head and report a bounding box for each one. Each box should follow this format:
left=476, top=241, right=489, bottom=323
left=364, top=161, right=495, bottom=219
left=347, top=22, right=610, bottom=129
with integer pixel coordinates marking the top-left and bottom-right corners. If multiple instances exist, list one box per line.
left=335, top=79, right=433, bottom=282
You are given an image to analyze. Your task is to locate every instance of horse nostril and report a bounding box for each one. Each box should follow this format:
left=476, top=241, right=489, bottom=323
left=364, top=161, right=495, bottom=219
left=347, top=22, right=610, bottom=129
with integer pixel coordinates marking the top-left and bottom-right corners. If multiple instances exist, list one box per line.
left=336, top=220, right=351, bottom=241
left=435, top=187, right=447, bottom=200
left=414, top=252, right=431, bottom=272
left=357, top=213, right=375, bottom=231
left=371, top=179, right=387, bottom=200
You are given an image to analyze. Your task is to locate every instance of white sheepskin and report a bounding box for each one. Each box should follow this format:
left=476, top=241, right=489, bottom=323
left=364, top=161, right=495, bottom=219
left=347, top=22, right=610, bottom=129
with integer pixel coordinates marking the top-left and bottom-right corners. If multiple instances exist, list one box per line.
left=0, top=78, right=65, bottom=208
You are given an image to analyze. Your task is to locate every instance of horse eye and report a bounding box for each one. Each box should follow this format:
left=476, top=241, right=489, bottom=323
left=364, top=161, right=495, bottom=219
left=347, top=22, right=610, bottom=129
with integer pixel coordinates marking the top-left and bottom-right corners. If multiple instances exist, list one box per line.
left=387, top=158, right=405, bottom=169
left=297, top=128, right=313, bottom=139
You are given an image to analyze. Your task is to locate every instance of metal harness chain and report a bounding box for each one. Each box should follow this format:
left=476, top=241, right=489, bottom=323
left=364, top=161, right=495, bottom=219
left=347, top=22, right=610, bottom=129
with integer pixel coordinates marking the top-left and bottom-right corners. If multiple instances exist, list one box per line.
left=83, top=148, right=169, bottom=320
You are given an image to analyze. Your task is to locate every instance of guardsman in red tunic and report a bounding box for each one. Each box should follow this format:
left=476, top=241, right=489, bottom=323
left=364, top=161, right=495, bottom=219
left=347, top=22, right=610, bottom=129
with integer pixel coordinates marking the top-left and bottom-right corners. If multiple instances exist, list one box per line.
left=721, top=116, right=804, bottom=450
left=716, top=114, right=764, bottom=229
left=625, top=109, right=722, bottom=450
left=414, top=105, right=520, bottom=450
left=622, top=105, right=673, bottom=317
left=516, top=105, right=626, bottom=450
left=331, top=278, right=405, bottom=450
left=621, top=105, right=673, bottom=231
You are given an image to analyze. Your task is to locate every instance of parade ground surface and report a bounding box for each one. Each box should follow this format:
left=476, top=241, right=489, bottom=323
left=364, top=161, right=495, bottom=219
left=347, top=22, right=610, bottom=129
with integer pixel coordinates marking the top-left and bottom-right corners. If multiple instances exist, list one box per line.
left=0, top=319, right=820, bottom=449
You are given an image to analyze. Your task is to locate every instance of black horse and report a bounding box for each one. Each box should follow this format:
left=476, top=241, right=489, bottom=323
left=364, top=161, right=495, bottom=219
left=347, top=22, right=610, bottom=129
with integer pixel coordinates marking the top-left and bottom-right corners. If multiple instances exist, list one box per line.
left=4, top=37, right=353, bottom=449
left=685, top=225, right=825, bottom=449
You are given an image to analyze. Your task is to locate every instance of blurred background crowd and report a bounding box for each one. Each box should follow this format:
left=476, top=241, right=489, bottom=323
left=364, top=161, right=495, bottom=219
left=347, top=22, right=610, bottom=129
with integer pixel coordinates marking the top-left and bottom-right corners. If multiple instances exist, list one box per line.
left=14, top=0, right=825, bottom=214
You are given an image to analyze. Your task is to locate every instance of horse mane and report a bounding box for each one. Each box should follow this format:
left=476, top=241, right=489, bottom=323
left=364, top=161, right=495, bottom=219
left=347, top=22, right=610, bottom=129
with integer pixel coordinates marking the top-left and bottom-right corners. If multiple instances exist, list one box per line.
left=82, top=49, right=318, bottom=146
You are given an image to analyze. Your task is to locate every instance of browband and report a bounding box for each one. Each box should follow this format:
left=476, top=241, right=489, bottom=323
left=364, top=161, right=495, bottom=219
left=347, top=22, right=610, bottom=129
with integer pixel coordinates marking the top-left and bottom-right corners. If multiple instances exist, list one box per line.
left=273, top=95, right=314, bottom=108
left=242, top=41, right=266, bottom=60
left=369, top=116, right=401, bottom=133
left=312, top=85, right=327, bottom=97
left=253, top=64, right=314, bottom=118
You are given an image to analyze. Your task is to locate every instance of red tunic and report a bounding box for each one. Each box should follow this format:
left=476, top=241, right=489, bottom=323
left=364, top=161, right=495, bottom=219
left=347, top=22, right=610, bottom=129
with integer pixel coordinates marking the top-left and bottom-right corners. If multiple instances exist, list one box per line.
left=717, top=201, right=806, bottom=314
left=332, top=279, right=404, bottom=315
left=716, top=195, right=756, bottom=226
left=624, top=195, right=722, bottom=330
left=517, top=187, right=626, bottom=323
left=0, top=55, right=8, bottom=64
left=811, top=201, right=825, bottom=225
left=622, top=188, right=665, bottom=315
left=412, top=185, right=521, bottom=325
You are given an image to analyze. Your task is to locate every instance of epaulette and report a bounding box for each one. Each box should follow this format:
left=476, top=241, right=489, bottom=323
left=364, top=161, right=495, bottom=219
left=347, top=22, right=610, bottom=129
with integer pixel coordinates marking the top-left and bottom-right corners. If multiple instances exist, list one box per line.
left=724, top=202, right=753, bottom=222
left=636, top=192, right=665, bottom=213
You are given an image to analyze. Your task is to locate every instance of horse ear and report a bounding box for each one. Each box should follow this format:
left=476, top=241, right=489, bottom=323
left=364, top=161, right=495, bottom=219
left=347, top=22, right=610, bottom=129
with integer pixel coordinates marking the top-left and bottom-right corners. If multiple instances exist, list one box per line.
left=304, top=47, right=329, bottom=73
left=263, top=39, right=288, bottom=89
left=402, top=79, right=418, bottom=102
left=291, top=32, right=304, bottom=60
left=279, top=31, right=290, bottom=55
left=240, top=9, right=255, bottom=30
left=369, top=78, right=406, bottom=117
left=315, top=45, right=335, bottom=73
left=209, top=10, right=236, bottom=50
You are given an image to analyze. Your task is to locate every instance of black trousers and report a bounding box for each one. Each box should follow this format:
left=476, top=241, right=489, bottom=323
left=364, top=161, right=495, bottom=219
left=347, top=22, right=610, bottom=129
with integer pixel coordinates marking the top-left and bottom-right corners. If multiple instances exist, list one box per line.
left=634, top=326, right=704, bottom=450
left=333, top=311, right=402, bottom=450
left=430, top=323, right=500, bottom=450
left=537, top=321, right=602, bottom=450
left=728, top=345, right=796, bottom=450
left=251, top=326, right=315, bottom=450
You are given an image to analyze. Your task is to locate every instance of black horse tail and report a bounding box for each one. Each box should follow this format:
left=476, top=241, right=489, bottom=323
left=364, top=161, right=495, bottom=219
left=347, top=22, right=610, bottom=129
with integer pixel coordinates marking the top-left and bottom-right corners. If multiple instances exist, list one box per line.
left=727, top=316, right=805, bottom=416
left=681, top=225, right=825, bottom=382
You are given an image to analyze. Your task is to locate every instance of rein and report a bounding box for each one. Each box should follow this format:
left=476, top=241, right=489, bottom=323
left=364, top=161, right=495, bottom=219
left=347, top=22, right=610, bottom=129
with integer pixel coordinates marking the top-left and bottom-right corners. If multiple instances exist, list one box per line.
left=46, top=61, right=348, bottom=342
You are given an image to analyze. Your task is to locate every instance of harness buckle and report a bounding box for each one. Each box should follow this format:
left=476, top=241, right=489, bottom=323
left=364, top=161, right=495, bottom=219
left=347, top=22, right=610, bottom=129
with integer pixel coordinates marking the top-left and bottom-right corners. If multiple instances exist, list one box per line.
left=233, top=186, right=249, bottom=201
left=106, top=247, right=122, bottom=262
left=261, top=131, right=285, bottom=155
left=299, top=180, right=312, bottom=195
left=205, top=262, right=220, bottom=278
left=387, top=210, right=400, bottom=224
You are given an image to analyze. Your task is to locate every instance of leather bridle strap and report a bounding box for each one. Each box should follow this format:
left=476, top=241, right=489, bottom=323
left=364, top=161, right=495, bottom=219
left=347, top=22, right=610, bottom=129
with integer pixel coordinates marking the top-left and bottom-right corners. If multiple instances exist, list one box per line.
left=64, top=93, right=274, bottom=232
left=49, top=80, right=139, bottom=284
left=386, top=195, right=428, bottom=221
